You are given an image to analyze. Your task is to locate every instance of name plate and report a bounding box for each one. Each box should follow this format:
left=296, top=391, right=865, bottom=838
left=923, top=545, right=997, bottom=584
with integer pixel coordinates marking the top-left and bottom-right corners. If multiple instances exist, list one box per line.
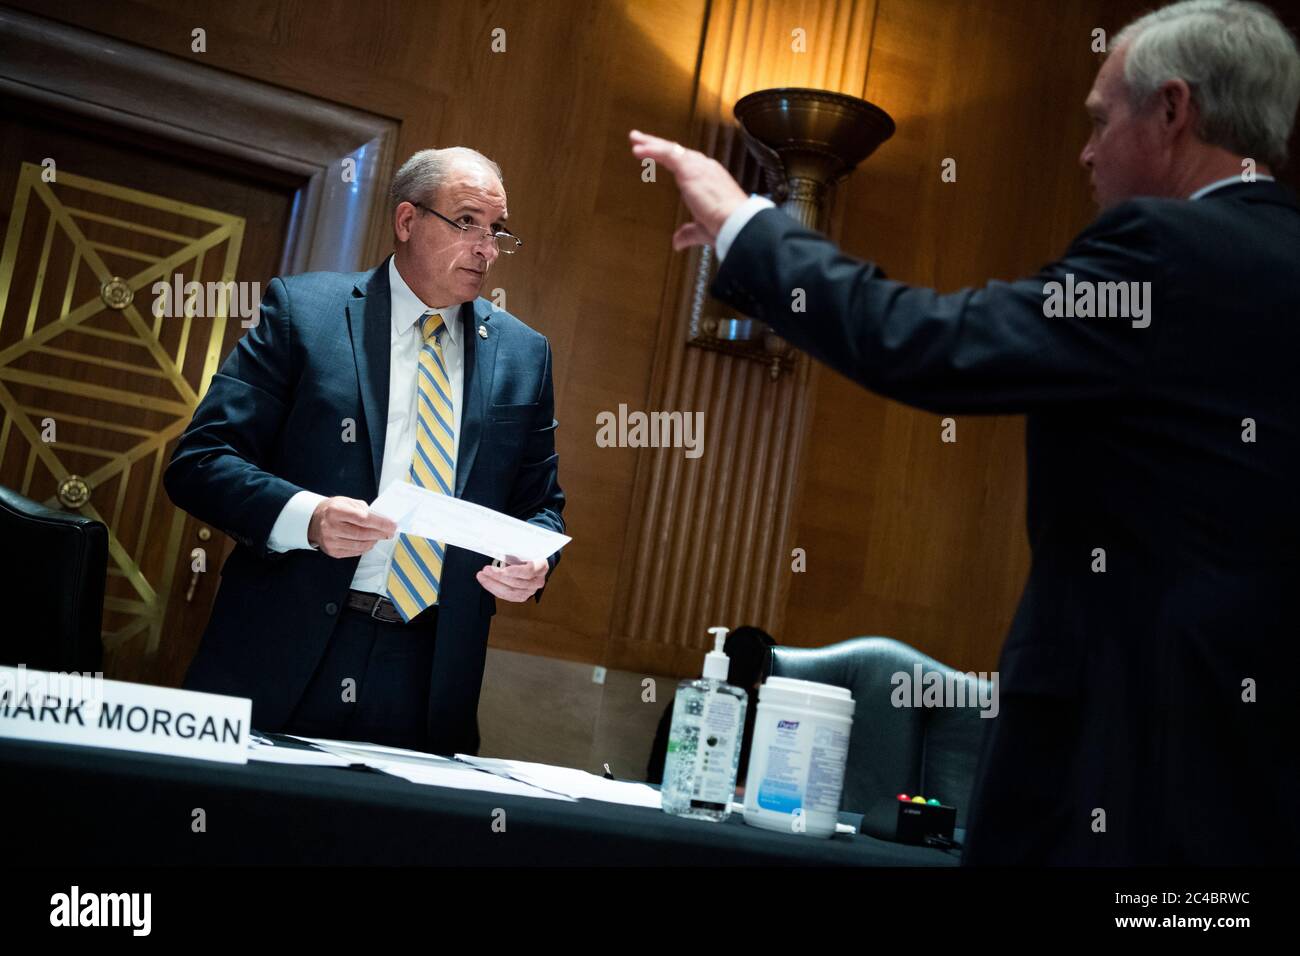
left=0, top=665, right=250, bottom=764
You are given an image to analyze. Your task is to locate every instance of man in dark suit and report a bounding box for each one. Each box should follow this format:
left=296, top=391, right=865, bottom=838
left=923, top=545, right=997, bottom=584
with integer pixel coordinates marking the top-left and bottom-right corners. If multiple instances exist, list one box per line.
left=630, top=0, right=1300, bottom=863
left=165, top=147, right=564, bottom=757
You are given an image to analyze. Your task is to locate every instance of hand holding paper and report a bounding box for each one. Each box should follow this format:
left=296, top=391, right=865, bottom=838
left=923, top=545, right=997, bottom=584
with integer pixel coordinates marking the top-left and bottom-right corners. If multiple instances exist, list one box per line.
left=369, top=481, right=571, bottom=565
left=476, top=557, right=549, bottom=602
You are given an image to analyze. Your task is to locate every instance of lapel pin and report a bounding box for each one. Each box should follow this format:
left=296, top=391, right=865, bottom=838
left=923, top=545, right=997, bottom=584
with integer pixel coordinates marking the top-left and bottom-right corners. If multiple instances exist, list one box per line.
left=478, top=324, right=489, bottom=339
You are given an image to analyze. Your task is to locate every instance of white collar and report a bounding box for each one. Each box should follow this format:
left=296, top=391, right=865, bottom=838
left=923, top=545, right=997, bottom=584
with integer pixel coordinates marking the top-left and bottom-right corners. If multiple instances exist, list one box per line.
left=1188, top=174, right=1275, bottom=201
left=388, top=256, right=461, bottom=345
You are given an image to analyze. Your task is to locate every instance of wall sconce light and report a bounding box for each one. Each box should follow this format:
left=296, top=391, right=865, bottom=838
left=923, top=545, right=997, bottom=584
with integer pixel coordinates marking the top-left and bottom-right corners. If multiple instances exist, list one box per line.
left=689, top=87, right=895, bottom=379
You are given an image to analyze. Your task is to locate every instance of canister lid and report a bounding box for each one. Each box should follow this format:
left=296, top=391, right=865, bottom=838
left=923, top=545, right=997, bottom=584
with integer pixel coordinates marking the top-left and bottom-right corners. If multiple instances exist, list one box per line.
left=759, top=676, right=855, bottom=716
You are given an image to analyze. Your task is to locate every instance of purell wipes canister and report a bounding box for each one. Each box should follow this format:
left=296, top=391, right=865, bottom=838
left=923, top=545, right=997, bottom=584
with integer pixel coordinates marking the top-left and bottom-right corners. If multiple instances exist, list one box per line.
left=742, top=677, right=854, bottom=838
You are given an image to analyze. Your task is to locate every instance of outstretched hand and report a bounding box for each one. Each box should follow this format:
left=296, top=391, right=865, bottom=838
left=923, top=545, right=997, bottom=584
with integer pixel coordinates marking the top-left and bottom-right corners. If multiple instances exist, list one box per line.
left=629, top=130, right=748, bottom=250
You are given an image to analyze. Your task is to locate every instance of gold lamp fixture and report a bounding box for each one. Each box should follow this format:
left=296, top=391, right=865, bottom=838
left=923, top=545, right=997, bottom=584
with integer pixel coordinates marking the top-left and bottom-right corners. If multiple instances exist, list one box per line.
left=689, top=87, right=896, bottom=378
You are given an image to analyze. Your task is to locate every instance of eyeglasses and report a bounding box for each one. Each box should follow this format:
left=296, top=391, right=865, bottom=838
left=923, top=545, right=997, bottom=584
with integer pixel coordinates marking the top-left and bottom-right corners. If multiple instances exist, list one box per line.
left=412, top=202, right=522, bottom=255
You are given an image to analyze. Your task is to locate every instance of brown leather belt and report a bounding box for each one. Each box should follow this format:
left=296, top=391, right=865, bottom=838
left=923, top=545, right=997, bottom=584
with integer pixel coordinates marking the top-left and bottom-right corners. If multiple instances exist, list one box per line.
left=345, top=589, right=437, bottom=626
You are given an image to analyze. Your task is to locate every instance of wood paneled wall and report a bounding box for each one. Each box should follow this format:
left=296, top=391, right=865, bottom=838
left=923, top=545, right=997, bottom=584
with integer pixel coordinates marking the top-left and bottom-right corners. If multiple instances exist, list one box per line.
left=609, top=0, right=882, bottom=677
left=12, top=0, right=709, bottom=671
left=13, top=0, right=1294, bottom=682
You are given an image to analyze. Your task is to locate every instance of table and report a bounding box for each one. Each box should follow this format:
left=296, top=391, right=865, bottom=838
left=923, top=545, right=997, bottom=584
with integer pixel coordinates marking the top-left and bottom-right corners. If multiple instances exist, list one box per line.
left=4, top=736, right=960, bottom=866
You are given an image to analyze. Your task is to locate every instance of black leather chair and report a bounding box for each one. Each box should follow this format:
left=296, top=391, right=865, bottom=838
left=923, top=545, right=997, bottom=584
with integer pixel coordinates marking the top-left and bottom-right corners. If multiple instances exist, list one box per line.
left=0, top=484, right=107, bottom=673
left=767, top=636, right=991, bottom=841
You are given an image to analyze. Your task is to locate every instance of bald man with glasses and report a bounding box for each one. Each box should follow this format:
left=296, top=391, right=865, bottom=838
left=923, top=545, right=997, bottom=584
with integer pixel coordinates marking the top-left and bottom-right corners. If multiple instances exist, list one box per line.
left=166, top=147, right=565, bottom=756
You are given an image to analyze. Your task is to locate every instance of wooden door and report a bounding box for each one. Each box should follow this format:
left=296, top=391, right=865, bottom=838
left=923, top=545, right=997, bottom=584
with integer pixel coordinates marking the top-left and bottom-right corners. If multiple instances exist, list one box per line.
left=0, top=99, right=292, bottom=688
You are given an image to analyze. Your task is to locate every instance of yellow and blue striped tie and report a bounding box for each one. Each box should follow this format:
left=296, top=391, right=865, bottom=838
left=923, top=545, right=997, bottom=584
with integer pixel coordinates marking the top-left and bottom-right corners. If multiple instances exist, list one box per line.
left=385, top=310, right=455, bottom=621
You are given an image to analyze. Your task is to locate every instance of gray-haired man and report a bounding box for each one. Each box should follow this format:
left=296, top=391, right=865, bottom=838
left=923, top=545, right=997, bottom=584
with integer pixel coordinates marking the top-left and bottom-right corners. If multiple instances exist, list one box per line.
left=632, top=0, right=1300, bottom=863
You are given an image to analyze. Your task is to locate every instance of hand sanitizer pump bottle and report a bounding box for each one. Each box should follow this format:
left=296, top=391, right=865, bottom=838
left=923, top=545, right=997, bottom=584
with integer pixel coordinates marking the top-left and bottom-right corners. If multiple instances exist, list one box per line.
left=661, top=626, right=748, bottom=822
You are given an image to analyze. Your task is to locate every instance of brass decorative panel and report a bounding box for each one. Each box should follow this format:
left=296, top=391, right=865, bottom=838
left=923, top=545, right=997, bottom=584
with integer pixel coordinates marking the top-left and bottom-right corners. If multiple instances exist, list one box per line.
left=0, top=162, right=245, bottom=653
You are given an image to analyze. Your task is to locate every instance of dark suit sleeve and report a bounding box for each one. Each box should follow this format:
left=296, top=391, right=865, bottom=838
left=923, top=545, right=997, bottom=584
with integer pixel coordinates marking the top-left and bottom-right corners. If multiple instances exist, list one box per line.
left=504, top=338, right=565, bottom=603
left=164, top=277, right=306, bottom=554
left=711, top=204, right=1168, bottom=414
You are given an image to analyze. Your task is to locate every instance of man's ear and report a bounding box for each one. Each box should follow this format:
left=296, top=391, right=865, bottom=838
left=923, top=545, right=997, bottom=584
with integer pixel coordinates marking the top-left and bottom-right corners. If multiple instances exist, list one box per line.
left=1160, top=78, right=1194, bottom=131
left=394, top=201, right=414, bottom=243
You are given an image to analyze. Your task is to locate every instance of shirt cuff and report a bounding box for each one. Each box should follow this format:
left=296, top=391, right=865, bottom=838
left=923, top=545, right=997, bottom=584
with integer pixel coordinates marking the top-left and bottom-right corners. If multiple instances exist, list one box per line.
left=266, top=489, right=326, bottom=552
left=716, top=195, right=776, bottom=262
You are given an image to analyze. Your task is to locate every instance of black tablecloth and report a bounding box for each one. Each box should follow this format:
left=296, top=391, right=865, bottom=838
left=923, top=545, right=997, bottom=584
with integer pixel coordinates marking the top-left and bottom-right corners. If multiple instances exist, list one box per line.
left=4, top=736, right=959, bottom=866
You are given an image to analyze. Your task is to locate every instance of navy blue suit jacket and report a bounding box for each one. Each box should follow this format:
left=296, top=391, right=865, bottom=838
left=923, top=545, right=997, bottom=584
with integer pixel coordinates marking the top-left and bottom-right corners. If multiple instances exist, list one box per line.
left=165, top=257, right=565, bottom=755
left=712, top=181, right=1300, bottom=863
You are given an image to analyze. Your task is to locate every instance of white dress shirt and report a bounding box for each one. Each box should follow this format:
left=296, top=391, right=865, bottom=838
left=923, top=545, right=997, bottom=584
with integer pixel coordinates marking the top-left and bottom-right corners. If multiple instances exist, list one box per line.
left=1188, top=173, right=1274, bottom=200
left=266, top=256, right=466, bottom=595
left=716, top=194, right=777, bottom=262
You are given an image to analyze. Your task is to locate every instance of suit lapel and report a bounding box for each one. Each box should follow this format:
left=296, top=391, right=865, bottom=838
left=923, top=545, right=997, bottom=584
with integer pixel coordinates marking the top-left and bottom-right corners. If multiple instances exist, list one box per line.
left=346, top=261, right=393, bottom=494
left=455, top=298, right=498, bottom=497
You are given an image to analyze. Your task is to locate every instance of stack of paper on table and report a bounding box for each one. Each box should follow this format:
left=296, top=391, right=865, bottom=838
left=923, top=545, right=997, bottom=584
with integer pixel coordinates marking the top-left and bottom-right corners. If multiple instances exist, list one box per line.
left=248, top=735, right=354, bottom=767
left=279, top=736, right=662, bottom=809
left=282, top=736, right=575, bottom=801
left=455, top=754, right=662, bottom=809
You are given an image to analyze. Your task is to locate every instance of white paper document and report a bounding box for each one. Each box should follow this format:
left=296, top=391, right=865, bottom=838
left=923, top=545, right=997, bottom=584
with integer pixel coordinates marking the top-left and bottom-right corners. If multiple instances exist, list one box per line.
left=369, top=481, right=571, bottom=563
left=248, top=744, right=354, bottom=767
left=456, top=754, right=663, bottom=809
left=283, top=736, right=576, bottom=801
left=284, top=736, right=443, bottom=762
left=368, top=759, right=575, bottom=800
